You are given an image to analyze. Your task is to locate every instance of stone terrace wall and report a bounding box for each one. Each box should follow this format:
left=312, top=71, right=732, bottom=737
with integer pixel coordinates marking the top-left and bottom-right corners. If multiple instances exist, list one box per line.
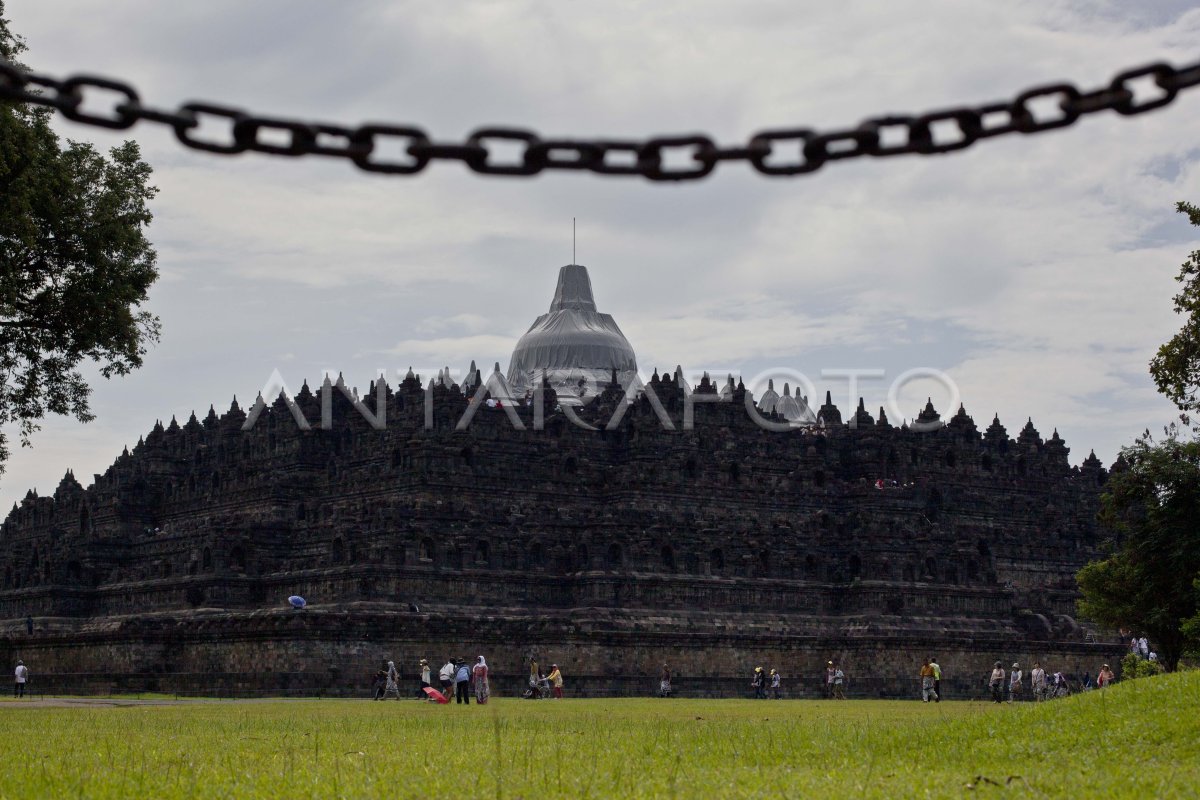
left=0, top=605, right=1124, bottom=699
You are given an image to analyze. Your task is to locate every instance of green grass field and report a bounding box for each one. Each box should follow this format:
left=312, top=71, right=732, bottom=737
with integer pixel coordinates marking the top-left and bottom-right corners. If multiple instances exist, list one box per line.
left=1, top=672, right=1197, bottom=799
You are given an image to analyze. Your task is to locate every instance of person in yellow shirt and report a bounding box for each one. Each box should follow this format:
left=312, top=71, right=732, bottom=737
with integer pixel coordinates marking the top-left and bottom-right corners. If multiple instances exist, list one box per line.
left=919, top=657, right=938, bottom=702
left=547, top=664, right=563, bottom=699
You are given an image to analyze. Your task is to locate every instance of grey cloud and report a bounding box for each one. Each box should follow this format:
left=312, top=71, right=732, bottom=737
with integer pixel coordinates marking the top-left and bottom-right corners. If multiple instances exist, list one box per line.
left=3, top=0, right=1199, bottom=508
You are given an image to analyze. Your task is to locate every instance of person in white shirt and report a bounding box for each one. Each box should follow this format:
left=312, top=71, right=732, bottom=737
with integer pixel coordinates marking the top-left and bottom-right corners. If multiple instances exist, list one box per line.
left=439, top=660, right=455, bottom=699
left=832, top=666, right=846, bottom=700
left=1008, top=662, right=1023, bottom=703
left=1138, top=637, right=1149, bottom=660
left=1030, top=663, right=1047, bottom=701
left=14, top=661, right=28, bottom=698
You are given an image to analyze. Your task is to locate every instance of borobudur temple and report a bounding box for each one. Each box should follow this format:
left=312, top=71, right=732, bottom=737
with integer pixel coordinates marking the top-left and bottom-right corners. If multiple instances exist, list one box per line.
left=0, top=264, right=1124, bottom=697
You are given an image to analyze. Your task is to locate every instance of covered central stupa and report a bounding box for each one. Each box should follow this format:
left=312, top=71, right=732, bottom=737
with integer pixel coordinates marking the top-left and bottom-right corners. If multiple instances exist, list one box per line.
left=506, top=264, right=638, bottom=401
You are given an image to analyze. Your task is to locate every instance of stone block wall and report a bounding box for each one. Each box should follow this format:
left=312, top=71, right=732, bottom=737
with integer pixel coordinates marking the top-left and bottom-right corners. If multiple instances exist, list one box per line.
left=1, top=604, right=1123, bottom=699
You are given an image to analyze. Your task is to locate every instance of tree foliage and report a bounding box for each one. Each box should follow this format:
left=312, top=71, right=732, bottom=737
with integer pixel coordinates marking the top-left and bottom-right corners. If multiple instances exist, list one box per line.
left=1149, top=201, right=1200, bottom=419
left=1077, top=428, right=1200, bottom=671
left=1119, top=652, right=1164, bottom=681
left=0, top=1, right=159, bottom=477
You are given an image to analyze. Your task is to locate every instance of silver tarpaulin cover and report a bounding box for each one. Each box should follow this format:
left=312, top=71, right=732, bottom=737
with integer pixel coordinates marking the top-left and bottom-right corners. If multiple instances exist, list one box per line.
left=506, top=264, right=638, bottom=400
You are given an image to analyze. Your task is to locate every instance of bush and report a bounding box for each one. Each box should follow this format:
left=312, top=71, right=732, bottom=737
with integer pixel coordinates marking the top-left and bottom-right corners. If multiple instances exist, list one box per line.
left=1121, top=653, right=1140, bottom=680
left=1136, top=659, right=1164, bottom=679
left=1120, top=652, right=1165, bottom=680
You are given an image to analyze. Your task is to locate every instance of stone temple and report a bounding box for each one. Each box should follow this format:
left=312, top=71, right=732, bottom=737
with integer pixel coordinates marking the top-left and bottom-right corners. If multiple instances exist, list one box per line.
left=0, top=264, right=1123, bottom=697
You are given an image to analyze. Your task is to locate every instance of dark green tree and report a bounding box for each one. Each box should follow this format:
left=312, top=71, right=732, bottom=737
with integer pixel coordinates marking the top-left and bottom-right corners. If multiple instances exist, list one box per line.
left=1078, top=201, right=1200, bottom=671
left=1077, top=430, right=1200, bottom=671
left=0, top=1, right=159, bottom=477
left=1149, top=201, right=1200, bottom=419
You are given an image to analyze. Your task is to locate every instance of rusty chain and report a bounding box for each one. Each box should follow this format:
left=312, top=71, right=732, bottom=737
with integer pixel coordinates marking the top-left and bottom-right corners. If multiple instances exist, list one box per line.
left=1, top=56, right=1198, bottom=182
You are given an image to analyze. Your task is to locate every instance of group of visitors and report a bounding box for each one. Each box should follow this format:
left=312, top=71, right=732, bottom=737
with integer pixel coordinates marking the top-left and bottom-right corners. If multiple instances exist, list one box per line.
left=825, top=661, right=846, bottom=699
left=373, top=656, right=490, bottom=704
left=524, top=659, right=564, bottom=699
left=749, top=666, right=783, bottom=699
left=662, top=660, right=841, bottom=700
left=987, top=660, right=1114, bottom=703
left=1128, top=635, right=1157, bottom=662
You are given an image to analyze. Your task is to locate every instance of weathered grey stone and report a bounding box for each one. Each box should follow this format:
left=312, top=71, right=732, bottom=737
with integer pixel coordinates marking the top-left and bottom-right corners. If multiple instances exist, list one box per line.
left=0, top=380, right=1124, bottom=696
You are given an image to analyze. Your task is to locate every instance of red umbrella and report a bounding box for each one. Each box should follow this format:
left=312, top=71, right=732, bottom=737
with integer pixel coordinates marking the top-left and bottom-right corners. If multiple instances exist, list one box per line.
left=422, top=686, right=450, bottom=704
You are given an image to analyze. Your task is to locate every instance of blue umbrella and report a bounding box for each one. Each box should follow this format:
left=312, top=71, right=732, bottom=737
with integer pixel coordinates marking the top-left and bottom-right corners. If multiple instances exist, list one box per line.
left=288, top=595, right=306, bottom=609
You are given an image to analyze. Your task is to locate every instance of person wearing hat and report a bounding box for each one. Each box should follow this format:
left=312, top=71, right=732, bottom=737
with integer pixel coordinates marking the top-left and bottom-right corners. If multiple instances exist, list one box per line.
left=751, top=666, right=766, bottom=699
left=1008, top=662, right=1023, bottom=703
left=13, top=660, right=28, bottom=698
left=1097, top=663, right=1115, bottom=688
left=547, top=663, right=563, bottom=699
left=418, top=658, right=432, bottom=699
left=769, top=668, right=782, bottom=699
left=988, top=661, right=1006, bottom=703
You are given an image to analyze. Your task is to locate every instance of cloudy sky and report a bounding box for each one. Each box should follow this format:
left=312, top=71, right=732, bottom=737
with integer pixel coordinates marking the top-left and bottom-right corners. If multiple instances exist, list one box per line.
left=3, top=0, right=1199, bottom=509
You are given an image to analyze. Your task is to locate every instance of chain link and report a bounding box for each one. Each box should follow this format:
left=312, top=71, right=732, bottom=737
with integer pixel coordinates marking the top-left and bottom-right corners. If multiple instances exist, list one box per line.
left=2, top=56, right=1197, bottom=181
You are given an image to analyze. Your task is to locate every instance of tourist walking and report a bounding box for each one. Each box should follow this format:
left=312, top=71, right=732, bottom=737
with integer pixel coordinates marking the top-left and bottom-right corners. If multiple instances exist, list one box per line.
left=769, top=668, right=782, bottom=699
left=930, top=657, right=942, bottom=702
left=832, top=664, right=846, bottom=699
left=13, top=660, right=28, bottom=698
left=988, top=661, right=1006, bottom=703
left=659, top=664, right=672, bottom=697
left=439, top=658, right=455, bottom=699
left=1008, top=663, right=1023, bottom=703
left=1031, top=662, right=1047, bottom=701
left=384, top=660, right=401, bottom=700
left=920, top=658, right=937, bottom=702
left=418, top=658, right=432, bottom=699
left=1097, top=663, right=1115, bottom=688
left=473, top=656, right=490, bottom=704
left=372, top=661, right=388, bottom=700
left=455, top=659, right=471, bottom=704
left=547, top=664, right=563, bottom=699
left=751, top=666, right=766, bottom=699
left=826, top=662, right=836, bottom=698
